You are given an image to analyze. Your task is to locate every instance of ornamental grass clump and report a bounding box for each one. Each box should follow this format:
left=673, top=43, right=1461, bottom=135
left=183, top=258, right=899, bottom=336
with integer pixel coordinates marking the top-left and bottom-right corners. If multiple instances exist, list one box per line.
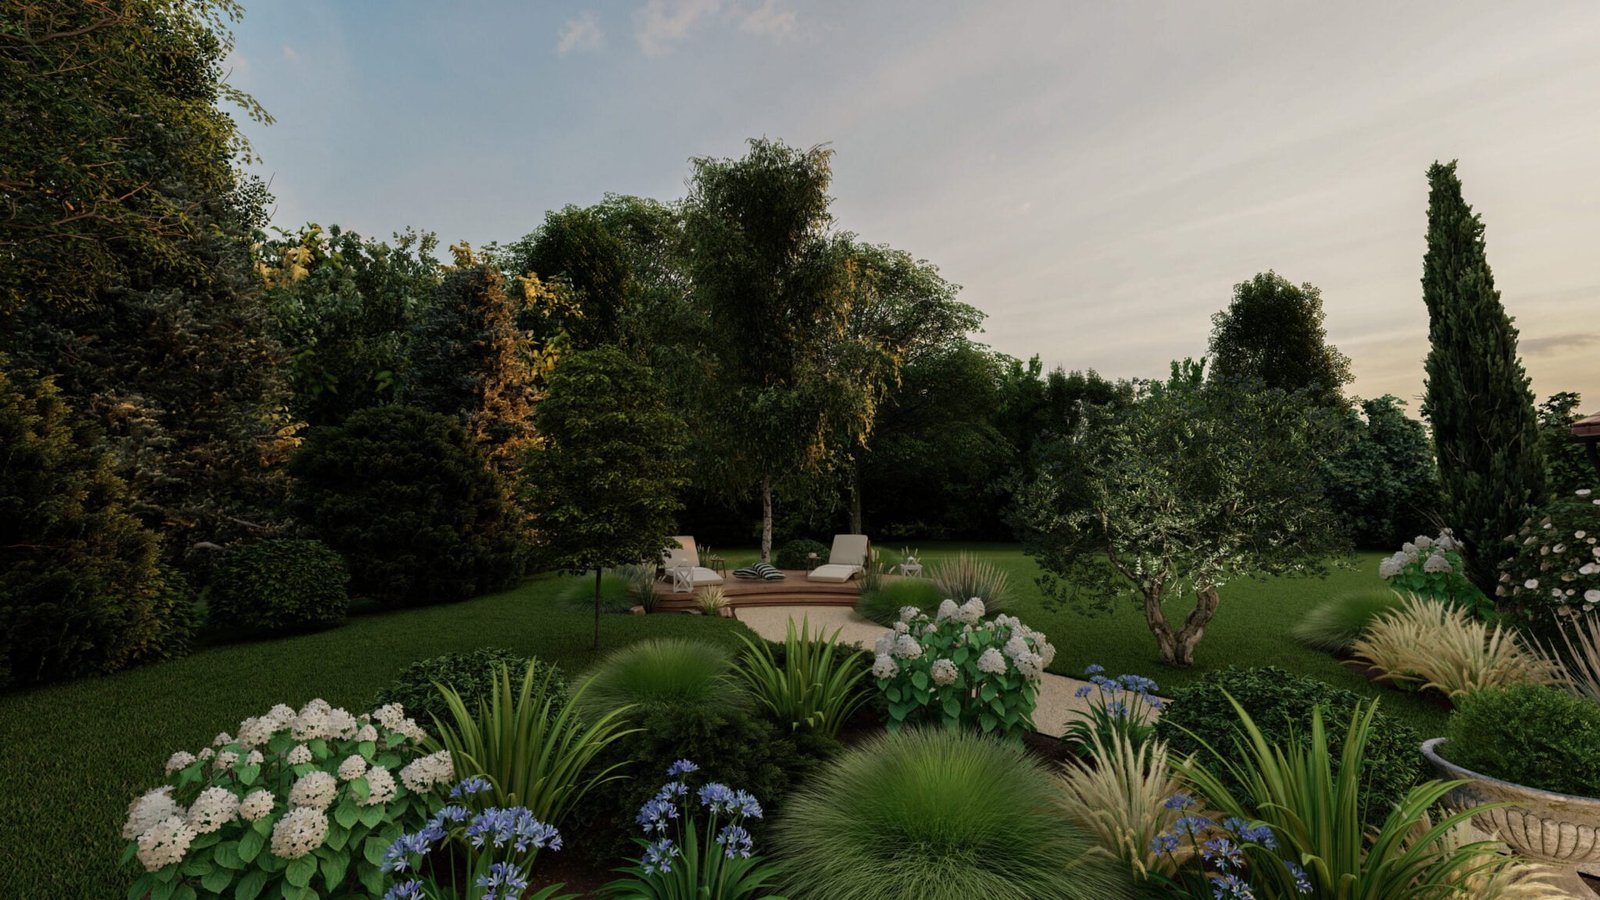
left=381, top=777, right=574, bottom=900
left=1496, top=486, right=1600, bottom=630
left=1351, top=594, right=1560, bottom=700
left=599, top=760, right=785, bottom=900
left=120, top=698, right=452, bottom=899
left=577, top=638, right=748, bottom=719
left=773, top=728, right=1136, bottom=900
left=1290, top=588, right=1405, bottom=654
left=872, top=599, right=1055, bottom=739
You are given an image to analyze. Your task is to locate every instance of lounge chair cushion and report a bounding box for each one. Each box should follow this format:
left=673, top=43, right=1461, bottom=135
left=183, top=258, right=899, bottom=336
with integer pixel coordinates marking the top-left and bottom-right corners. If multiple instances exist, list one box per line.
left=807, top=563, right=863, bottom=583
left=733, top=562, right=786, bottom=581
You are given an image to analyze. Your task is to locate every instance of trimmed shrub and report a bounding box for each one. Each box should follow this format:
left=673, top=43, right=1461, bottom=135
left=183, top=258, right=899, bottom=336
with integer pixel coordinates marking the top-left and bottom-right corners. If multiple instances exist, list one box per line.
left=576, top=637, right=747, bottom=718
left=1155, top=666, right=1421, bottom=824
left=856, top=577, right=943, bottom=626
left=775, top=538, right=829, bottom=570
left=1290, top=588, right=1404, bottom=653
left=0, top=362, right=189, bottom=686
left=207, top=537, right=350, bottom=636
left=289, top=405, right=526, bottom=607
left=774, top=729, right=1137, bottom=900
left=375, top=648, right=565, bottom=729
left=1444, top=682, right=1600, bottom=797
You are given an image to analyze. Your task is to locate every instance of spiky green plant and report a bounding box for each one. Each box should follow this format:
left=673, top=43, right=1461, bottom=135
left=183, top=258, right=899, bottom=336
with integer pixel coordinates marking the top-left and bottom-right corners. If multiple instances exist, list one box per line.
left=1179, top=695, right=1519, bottom=898
left=931, top=552, right=1011, bottom=612
left=773, top=728, right=1137, bottom=900
left=577, top=638, right=747, bottom=719
left=734, top=617, right=869, bottom=738
left=1291, top=588, right=1405, bottom=653
left=432, top=661, right=637, bottom=826
left=856, top=578, right=943, bottom=626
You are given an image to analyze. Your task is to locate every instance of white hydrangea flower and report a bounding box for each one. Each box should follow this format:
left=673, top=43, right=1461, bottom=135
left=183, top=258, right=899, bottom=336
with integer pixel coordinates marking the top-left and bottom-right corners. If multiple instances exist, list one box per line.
left=976, top=648, right=1007, bottom=675
left=286, top=744, right=313, bottom=766
left=288, top=771, right=338, bottom=810
left=362, top=765, right=397, bottom=806
left=930, top=658, right=958, bottom=686
left=135, top=816, right=195, bottom=872
left=185, top=786, right=239, bottom=834
left=871, top=653, right=899, bottom=680
left=336, top=755, right=368, bottom=782
left=164, top=751, right=196, bottom=776
left=238, top=790, right=275, bottom=822
left=269, top=807, right=328, bottom=860
left=213, top=750, right=240, bottom=772
left=936, top=599, right=960, bottom=621
left=123, top=787, right=182, bottom=840
left=245, top=750, right=264, bottom=767
left=1422, top=553, right=1452, bottom=574
left=891, top=633, right=923, bottom=660
left=212, top=732, right=233, bottom=747
left=405, top=750, right=454, bottom=793
left=957, top=598, right=985, bottom=625
left=898, top=606, right=921, bottom=624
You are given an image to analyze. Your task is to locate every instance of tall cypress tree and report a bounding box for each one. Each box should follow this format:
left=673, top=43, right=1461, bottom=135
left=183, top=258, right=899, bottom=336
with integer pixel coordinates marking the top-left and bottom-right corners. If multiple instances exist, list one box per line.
left=1421, top=160, right=1546, bottom=594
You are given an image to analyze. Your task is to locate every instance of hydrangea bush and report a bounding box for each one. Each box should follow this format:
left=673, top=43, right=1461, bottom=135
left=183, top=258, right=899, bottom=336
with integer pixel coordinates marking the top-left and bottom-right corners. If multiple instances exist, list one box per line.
left=1497, top=487, right=1600, bottom=627
left=120, top=699, right=452, bottom=900
left=599, top=759, right=784, bottom=900
left=381, top=777, right=573, bottom=900
left=871, top=599, right=1055, bottom=739
left=1377, top=530, right=1481, bottom=610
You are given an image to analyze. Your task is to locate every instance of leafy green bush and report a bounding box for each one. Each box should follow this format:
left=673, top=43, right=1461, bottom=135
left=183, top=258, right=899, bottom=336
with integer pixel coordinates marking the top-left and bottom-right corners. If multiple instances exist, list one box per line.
left=1444, top=682, right=1600, bottom=796
left=856, top=577, right=943, bottom=625
left=775, top=538, right=829, bottom=570
left=1154, top=666, right=1421, bottom=823
left=289, top=404, right=526, bottom=607
left=1290, top=588, right=1403, bottom=653
left=207, top=538, right=350, bottom=636
left=576, top=638, right=747, bottom=718
left=374, top=648, right=564, bottom=729
left=0, top=362, right=189, bottom=686
left=773, top=729, right=1136, bottom=900
left=555, top=571, right=637, bottom=614
left=735, top=618, right=869, bottom=738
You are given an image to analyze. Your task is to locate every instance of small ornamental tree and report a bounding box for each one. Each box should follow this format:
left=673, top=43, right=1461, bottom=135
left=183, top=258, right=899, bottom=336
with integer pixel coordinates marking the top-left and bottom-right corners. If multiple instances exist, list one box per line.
left=523, top=347, right=687, bottom=649
left=1015, top=363, right=1346, bottom=667
left=1421, top=160, right=1546, bottom=594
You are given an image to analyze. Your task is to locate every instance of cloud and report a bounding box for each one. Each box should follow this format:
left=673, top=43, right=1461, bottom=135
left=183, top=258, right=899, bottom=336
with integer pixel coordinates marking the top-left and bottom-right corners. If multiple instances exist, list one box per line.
left=1522, top=332, right=1600, bottom=355
left=635, top=0, right=722, bottom=56
left=740, top=0, right=796, bottom=37
left=557, top=12, right=605, bottom=56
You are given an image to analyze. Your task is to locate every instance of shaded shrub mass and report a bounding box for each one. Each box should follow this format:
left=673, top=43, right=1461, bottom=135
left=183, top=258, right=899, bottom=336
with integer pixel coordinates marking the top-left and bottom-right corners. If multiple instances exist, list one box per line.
left=0, top=363, right=197, bottom=686
left=1444, top=682, right=1600, bottom=797
left=774, top=729, right=1135, bottom=900
left=207, top=537, right=350, bottom=636
left=1155, top=666, right=1421, bottom=824
left=375, top=649, right=565, bottom=731
left=289, top=405, right=526, bottom=607
left=775, top=538, right=830, bottom=570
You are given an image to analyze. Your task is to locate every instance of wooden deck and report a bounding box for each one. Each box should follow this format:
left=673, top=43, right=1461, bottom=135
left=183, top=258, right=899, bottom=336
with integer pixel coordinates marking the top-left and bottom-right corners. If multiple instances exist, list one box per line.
left=654, top=569, right=861, bottom=611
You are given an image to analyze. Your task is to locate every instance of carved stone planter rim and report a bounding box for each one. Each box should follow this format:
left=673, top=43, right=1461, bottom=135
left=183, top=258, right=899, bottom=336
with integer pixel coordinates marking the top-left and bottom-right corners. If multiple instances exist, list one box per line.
left=1422, top=737, right=1600, bottom=809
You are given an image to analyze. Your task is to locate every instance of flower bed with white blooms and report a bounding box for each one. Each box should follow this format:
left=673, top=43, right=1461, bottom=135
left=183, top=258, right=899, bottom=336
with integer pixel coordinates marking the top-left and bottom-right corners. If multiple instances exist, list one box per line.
left=120, top=699, right=451, bottom=900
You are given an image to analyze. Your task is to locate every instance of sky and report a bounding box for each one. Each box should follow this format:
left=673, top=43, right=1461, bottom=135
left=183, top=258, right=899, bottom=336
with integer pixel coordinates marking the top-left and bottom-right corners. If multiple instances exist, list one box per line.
left=227, top=1, right=1600, bottom=411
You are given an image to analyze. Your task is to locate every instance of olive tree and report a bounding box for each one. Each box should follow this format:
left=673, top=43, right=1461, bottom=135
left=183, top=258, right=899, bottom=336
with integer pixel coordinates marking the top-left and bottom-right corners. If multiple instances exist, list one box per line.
left=1015, top=362, right=1346, bottom=667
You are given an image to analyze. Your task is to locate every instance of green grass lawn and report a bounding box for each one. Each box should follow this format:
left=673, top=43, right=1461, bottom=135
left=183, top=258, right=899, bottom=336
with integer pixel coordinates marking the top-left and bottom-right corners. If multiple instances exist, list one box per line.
left=0, top=546, right=1445, bottom=898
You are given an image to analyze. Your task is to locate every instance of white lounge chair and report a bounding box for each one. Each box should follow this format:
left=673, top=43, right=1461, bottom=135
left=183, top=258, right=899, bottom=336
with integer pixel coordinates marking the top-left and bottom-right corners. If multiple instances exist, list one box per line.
left=807, top=534, right=871, bottom=583
left=661, top=536, right=725, bottom=590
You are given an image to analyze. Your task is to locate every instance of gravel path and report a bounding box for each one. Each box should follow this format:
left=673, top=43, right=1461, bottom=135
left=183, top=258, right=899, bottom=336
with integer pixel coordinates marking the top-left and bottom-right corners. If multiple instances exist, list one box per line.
left=733, top=604, right=1160, bottom=739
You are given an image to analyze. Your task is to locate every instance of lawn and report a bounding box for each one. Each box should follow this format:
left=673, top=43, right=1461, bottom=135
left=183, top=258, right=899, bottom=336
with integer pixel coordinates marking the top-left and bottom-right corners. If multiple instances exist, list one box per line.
left=0, top=545, right=1443, bottom=898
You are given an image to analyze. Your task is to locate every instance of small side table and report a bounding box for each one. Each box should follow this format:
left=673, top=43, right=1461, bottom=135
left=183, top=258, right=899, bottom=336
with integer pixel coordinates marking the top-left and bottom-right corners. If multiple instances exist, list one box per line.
left=705, top=555, right=726, bottom=575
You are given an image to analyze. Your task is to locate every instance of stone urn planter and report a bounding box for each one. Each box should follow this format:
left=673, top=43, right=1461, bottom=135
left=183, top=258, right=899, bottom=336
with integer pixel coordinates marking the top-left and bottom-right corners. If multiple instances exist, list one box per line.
left=1423, top=737, right=1600, bottom=896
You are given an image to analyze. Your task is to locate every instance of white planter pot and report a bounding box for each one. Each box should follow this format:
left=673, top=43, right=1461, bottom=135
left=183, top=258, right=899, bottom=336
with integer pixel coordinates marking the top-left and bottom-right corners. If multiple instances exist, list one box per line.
left=1423, top=737, right=1600, bottom=897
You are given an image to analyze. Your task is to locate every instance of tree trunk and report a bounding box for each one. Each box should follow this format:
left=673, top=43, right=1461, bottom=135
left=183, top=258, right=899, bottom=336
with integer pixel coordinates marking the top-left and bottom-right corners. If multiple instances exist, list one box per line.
left=591, top=567, right=602, bottom=651
left=848, top=458, right=864, bottom=535
left=1144, top=584, right=1221, bottom=668
left=760, top=475, right=774, bottom=563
